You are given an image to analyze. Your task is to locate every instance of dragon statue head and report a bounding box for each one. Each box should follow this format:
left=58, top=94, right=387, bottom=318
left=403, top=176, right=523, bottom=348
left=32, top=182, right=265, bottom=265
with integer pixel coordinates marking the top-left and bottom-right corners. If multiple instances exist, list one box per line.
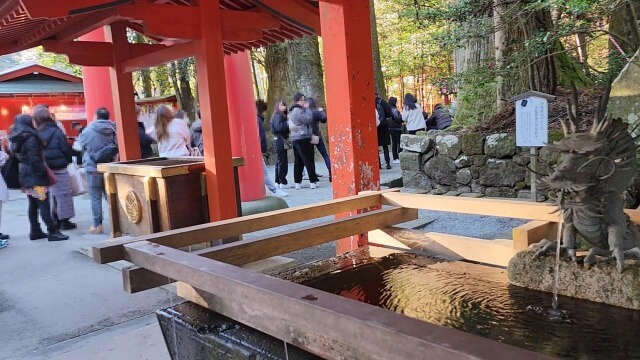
left=539, top=87, right=637, bottom=198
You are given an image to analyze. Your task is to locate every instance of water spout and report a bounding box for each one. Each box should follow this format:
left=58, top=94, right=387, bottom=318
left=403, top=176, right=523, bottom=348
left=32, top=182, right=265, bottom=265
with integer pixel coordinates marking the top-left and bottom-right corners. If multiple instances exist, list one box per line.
left=552, top=191, right=565, bottom=310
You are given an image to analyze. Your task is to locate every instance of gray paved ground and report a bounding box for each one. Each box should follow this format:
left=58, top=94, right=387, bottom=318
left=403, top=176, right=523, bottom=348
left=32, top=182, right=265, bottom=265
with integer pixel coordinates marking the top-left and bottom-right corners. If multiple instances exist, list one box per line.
left=0, top=157, right=526, bottom=359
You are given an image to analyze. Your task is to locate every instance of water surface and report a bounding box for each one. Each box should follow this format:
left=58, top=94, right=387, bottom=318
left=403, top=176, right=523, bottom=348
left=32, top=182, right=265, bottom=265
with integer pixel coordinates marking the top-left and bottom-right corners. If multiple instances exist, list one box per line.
left=302, top=254, right=640, bottom=359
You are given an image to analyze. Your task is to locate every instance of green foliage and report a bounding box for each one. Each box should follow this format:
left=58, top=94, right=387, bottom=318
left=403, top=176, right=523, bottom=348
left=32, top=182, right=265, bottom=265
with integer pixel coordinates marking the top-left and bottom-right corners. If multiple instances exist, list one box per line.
left=453, top=66, right=497, bottom=126
left=375, top=0, right=454, bottom=100
left=31, top=47, right=81, bottom=76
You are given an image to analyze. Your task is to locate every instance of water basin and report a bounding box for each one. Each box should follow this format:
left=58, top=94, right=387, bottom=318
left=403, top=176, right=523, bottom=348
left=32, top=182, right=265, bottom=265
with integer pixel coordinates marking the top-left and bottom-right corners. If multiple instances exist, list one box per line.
left=299, top=252, right=640, bottom=359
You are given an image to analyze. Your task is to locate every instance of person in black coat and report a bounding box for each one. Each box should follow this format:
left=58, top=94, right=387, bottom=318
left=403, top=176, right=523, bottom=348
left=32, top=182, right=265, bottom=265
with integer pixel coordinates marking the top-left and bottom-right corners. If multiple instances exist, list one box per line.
left=388, top=97, right=404, bottom=164
left=426, top=104, right=452, bottom=131
left=270, top=100, right=290, bottom=188
left=138, top=122, right=155, bottom=158
left=136, top=106, right=155, bottom=158
left=37, top=109, right=77, bottom=230
left=9, top=114, right=68, bottom=241
left=375, top=93, right=392, bottom=169
left=308, top=97, right=331, bottom=181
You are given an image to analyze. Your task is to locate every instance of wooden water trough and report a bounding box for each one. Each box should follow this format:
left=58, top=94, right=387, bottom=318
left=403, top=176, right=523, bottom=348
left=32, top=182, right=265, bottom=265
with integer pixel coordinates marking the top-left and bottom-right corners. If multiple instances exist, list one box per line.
left=94, top=190, right=640, bottom=359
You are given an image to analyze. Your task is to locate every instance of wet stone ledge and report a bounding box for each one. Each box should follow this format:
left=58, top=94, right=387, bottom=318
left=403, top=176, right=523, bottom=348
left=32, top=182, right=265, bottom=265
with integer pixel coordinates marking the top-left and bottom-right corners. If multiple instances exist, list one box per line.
left=508, top=251, right=640, bottom=310
left=157, top=302, right=320, bottom=360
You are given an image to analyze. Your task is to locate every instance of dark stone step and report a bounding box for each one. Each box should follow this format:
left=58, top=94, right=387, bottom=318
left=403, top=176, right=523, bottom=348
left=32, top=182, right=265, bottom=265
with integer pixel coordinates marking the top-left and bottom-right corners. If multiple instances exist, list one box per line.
left=157, top=301, right=321, bottom=360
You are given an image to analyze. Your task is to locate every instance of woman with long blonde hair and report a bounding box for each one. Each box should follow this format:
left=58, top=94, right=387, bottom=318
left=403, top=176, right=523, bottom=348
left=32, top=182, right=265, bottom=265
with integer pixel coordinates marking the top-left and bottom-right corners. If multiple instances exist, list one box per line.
left=154, top=105, right=190, bottom=157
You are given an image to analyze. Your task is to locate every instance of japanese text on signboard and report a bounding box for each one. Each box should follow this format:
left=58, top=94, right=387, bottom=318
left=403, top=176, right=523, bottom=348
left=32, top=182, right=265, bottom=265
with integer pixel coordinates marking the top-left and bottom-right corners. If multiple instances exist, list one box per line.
left=515, top=97, right=548, bottom=147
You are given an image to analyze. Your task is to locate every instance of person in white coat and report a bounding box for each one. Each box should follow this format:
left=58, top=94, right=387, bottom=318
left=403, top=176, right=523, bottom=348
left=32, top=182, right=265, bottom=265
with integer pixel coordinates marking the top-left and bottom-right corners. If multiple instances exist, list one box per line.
left=402, top=93, right=425, bottom=134
left=153, top=105, right=191, bottom=157
left=0, top=145, right=10, bottom=248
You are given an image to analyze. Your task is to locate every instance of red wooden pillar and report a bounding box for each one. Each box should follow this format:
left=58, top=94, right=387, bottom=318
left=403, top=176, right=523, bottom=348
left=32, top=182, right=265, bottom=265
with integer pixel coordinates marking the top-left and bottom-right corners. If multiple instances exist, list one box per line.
left=105, top=22, right=140, bottom=161
left=224, top=51, right=266, bottom=202
left=80, top=27, right=114, bottom=123
left=195, top=0, right=238, bottom=221
left=319, top=0, right=380, bottom=254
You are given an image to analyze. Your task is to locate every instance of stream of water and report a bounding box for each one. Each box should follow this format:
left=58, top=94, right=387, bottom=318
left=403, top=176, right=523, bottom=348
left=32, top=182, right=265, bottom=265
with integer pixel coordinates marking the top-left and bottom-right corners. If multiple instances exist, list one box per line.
left=552, top=216, right=563, bottom=310
left=302, top=254, right=640, bottom=358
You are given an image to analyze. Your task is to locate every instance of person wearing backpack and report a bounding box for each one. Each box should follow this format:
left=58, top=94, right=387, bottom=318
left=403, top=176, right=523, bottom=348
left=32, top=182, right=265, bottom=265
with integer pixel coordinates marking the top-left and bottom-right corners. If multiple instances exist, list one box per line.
left=77, top=107, right=118, bottom=234
left=375, top=92, right=392, bottom=170
left=9, top=114, right=69, bottom=241
left=36, top=107, right=77, bottom=231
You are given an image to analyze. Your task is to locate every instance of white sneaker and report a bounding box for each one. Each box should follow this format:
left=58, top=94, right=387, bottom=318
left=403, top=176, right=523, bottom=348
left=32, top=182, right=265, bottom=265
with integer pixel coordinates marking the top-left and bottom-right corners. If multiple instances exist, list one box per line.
left=295, top=183, right=302, bottom=190
left=273, top=189, right=289, bottom=197
left=393, top=159, right=400, bottom=164
left=310, top=183, right=318, bottom=189
left=279, top=183, right=292, bottom=189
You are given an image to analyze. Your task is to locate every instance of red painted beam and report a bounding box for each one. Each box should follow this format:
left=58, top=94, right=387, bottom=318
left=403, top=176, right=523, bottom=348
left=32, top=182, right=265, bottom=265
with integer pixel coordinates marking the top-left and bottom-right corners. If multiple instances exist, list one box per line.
left=121, top=41, right=195, bottom=73
left=21, top=0, right=130, bottom=18
left=105, top=21, right=140, bottom=161
left=55, top=9, right=119, bottom=42
left=42, top=40, right=115, bottom=66
left=319, top=0, right=379, bottom=254
left=250, top=0, right=320, bottom=34
left=194, top=0, right=238, bottom=221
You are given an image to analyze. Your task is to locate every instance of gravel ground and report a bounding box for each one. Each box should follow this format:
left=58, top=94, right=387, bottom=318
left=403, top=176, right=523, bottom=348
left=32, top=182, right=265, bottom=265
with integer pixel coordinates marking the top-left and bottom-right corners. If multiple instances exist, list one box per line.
left=262, top=159, right=527, bottom=265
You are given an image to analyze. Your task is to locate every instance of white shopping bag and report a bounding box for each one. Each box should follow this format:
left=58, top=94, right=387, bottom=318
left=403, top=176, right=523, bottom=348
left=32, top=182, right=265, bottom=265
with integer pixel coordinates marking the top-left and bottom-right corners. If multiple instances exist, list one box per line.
left=68, top=163, right=87, bottom=196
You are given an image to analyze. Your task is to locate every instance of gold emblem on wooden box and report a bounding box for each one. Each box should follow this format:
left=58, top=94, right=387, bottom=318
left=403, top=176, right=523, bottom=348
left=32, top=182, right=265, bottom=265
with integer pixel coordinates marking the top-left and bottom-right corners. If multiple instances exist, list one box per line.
left=125, top=190, right=142, bottom=224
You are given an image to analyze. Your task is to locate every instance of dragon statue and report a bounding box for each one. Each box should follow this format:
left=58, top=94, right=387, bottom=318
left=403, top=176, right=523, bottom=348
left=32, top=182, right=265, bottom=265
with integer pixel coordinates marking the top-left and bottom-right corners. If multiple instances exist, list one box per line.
left=533, top=87, right=640, bottom=272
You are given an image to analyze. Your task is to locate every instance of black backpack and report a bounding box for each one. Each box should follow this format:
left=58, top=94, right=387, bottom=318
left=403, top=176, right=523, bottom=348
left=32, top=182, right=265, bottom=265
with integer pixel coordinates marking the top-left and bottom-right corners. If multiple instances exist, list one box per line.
left=91, top=143, right=119, bottom=163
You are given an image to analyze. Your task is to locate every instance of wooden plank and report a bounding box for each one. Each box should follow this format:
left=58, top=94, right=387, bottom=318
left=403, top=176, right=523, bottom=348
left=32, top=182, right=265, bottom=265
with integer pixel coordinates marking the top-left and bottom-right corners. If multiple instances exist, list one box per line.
left=368, top=227, right=518, bottom=267
left=512, top=221, right=557, bottom=251
left=382, top=192, right=564, bottom=221
left=92, top=192, right=383, bottom=264
left=381, top=192, right=640, bottom=224
left=123, top=207, right=417, bottom=293
left=121, top=242, right=546, bottom=359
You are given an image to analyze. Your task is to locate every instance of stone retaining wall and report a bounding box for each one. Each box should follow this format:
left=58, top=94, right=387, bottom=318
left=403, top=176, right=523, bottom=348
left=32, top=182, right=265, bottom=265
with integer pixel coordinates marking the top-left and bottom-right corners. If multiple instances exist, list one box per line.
left=400, top=131, right=564, bottom=198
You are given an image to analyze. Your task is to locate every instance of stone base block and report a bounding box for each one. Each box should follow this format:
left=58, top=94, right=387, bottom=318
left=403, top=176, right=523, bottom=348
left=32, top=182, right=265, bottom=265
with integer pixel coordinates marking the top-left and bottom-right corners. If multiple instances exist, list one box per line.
left=508, top=251, right=640, bottom=310
left=157, top=302, right=320, bottom=360
left=241, top=195, right=289, bottom=216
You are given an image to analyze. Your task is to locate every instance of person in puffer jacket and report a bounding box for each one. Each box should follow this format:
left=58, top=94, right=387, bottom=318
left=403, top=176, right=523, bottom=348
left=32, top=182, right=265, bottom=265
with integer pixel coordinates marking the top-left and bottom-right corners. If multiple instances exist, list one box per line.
left=288, top=92, right=319, bottom=189
left=9, top=113, right=69, bottom=242
left=426, top=103, right=452, bottom=130
left=77, top=107, right=117, bottom=234
left=36, top=107, right=76, bottom=230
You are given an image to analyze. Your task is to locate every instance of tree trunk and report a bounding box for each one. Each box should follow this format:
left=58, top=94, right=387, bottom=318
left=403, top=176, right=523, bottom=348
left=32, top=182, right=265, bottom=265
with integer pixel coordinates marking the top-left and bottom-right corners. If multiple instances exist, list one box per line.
left=609, top=0, right=640, bottom=75
left=369, top=0, right=386, bottom=99
left=168, top=61, right=181, bottom=101
left=250, top=50, right=262, bottom=99
left=494, top=0, right=506, bottom=109
left=265, top=36, right=326, bottom=163
left=176, top=58, right=196, bottom=120
left=265, top=36, right=325, bottom=112
left=140, top=69, right=153, bottom=98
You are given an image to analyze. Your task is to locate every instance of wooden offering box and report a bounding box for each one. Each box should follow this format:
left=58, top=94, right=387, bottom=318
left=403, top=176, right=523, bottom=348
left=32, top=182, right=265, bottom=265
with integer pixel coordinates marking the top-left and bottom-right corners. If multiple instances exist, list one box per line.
left=97, top=157, right=244, bottom=237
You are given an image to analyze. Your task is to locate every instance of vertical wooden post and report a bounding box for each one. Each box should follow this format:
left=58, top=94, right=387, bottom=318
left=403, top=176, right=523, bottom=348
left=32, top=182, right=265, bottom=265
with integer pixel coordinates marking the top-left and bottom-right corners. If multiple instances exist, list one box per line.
left=105, top=21, right=140, bottom=161
left=530, top=147, right=537, bottom=202
left=319, top=0, right=380, bottom=254
left=194, top=0, right=238, bottom=221
left=224, top=51, right=266, bottom=202
left=80, top=27, right=115, bottom=124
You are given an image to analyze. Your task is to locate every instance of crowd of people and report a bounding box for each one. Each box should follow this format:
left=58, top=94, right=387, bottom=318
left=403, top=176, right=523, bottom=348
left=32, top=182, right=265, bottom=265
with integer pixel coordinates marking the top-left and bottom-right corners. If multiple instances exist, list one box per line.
left=0, top=92, right=446, bottom=249
left=376, top=92, right=452, bottom=167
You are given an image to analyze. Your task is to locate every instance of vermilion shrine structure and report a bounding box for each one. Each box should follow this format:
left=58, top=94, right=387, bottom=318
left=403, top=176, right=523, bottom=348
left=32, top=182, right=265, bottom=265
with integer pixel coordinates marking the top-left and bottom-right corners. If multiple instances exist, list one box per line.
left=0, top=0, right=380, bottom=252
